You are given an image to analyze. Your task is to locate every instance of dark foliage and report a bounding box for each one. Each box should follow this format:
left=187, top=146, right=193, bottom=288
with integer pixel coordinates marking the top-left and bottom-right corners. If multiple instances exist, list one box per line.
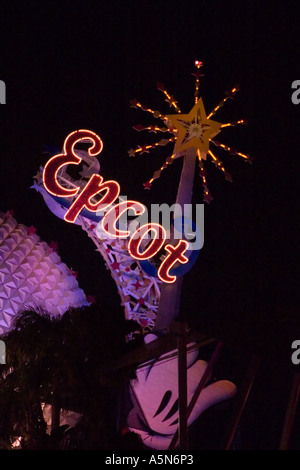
left=0, top=304, right=141, bottom=449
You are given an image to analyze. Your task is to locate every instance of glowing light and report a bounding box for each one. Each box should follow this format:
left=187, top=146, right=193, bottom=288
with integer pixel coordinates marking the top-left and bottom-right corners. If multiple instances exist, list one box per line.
left=102, top=200, right=145, bottom=238
left=143, top=153, right=177, bottom=189
left=128, top=138, right=176, bottom=158
left=128, top=65, right=251, bottom=201
left=166, top=98, right=221, bottom=155
left=129, top=99, right=166, bottom=120
left=42, top=129, right=196, bottom=284
left=128, top=223, right=166, bottom=261
left=193, top=60, right=204, bottom=104
left=157, top=82, right=181, bottom=113
left=207, top=86, right=240, bottom=119
left=157, top=240, right=189, bottom=284
left=220, top=119, right=245, bottom=128
left=64, top=175, right=120, bottom=223
left=211, top=140, right=250, bottom=160
left=11, top=437, right=22, bottom=448
left=133, top=124, right=169, bottom=133
left=43, top=129, right=103, bottom=198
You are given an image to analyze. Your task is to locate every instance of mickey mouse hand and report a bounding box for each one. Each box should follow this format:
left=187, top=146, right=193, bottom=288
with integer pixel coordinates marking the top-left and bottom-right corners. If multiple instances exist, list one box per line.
left=128, top=334, right=237, bottom=449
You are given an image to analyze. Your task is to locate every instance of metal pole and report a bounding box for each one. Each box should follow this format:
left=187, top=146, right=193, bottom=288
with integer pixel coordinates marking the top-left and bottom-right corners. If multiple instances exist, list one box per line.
left=169, top=341, right=223, bottom=450
left=279, top=372, right=300, bottom=450
left=176, top=321, right=189, bottom=449
left=221, top=355, right=260, bottom=450
left=155, top=149, right=196, bottom=333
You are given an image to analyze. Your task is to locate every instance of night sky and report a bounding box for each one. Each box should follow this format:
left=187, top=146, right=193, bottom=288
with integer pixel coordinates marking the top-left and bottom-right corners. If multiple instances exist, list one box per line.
left=0, top=1, right=299, bottom=447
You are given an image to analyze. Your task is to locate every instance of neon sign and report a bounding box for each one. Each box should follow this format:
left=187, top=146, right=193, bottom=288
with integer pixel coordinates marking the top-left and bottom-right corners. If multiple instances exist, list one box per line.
left=43, top=129, right=194, bottom=284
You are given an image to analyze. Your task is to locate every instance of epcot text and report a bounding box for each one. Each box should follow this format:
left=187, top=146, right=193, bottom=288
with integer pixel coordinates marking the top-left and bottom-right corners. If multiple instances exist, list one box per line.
left=95, top=198, right=204, bottom=251
left=43, top=129, right=203, bottom=284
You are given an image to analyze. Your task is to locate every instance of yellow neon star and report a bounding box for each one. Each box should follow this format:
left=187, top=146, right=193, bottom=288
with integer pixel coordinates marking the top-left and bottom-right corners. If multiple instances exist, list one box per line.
left=166, top=98, right=221, bottom=158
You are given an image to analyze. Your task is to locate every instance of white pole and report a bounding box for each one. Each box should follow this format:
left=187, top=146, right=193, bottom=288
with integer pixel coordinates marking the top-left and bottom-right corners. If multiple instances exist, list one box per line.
left=155, top=148, right=196, bottom=333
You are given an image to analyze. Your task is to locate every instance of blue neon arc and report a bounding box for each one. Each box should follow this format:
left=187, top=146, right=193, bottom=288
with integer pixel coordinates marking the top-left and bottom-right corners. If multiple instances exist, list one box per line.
left=51, top=194, right=103, bottom=222
left=140, top=218, right=201, bottom=278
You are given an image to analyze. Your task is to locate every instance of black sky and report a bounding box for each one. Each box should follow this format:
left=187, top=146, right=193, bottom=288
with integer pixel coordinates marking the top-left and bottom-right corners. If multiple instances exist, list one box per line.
left=0, top=0, right=299, bottom=369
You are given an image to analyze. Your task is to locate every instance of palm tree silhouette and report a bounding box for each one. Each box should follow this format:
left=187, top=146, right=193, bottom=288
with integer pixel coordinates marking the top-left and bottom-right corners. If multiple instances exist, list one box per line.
left=0, top=304, right=141, bottom=449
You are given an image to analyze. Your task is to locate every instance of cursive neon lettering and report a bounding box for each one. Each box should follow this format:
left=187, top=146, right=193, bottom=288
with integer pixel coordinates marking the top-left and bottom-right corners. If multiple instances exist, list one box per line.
left=43, top=129, right=103, bottom=198
left=158, top=240, right=189, bottom=283
left=42, top=129, right=191, bottom=283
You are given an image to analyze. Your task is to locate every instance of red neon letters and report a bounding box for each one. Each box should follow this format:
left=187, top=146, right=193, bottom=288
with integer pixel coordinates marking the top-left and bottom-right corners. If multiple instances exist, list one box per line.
left=42, top=130, right=189, bottom=283
left=102, top=201, right=145, bottom=238
left=128, top=224, right=166, bottom=260
left=43, top=129, right=103, bottom=198
left=65, top=175, right=120, bottom=223
left=158, top=240, right=189, bottom=283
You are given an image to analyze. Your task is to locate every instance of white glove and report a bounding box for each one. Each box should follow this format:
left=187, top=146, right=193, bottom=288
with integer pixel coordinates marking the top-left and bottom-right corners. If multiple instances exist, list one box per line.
left=128, top=334, right=237, bottom=449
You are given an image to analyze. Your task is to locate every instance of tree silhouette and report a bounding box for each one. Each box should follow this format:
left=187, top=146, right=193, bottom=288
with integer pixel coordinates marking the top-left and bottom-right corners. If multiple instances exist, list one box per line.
left=0, top=304, right=141, bottom=449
